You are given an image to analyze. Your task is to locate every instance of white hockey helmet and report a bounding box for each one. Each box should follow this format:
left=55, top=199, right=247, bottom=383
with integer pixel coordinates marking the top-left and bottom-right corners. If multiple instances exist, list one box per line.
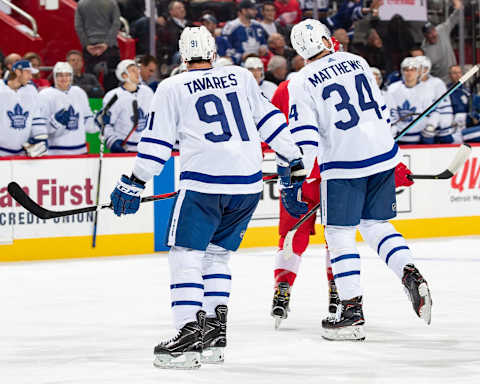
left=401, top=57, right=420, bottom=71
left=243, top=56, right=264, bottom=81
left=53, top=61, right=73, bottom=76
left=53, top=62, right=73, bottom=88
left=213, top=57, right=233, bottom=67
left=415, top=55, right=432, bottom=75
left=115, top=59, right=137, bottom=82
left=179, top=26, right=216, bottom=63
left=371, top=67, right=382, bottom=86
left=290, top=19, right=333, bottom=60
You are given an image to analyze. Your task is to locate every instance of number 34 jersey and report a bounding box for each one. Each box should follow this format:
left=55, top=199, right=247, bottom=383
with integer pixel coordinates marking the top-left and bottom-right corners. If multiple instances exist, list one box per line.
left=288, top=51, right=399, bottom=181
left=133, top=65, right=301, bottom=194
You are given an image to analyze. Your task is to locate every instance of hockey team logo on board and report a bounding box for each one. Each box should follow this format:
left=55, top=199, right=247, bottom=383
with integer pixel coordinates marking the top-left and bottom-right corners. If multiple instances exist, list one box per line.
left=7, top=104, right=29, bottom=130
left=66, top=106, right=80, bottom=131
left=134, top=108, right=149, bottom=132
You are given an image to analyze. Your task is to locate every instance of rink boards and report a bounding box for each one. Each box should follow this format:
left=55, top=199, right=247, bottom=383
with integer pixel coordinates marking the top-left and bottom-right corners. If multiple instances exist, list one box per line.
left=1, top=144, right=480, bottom=261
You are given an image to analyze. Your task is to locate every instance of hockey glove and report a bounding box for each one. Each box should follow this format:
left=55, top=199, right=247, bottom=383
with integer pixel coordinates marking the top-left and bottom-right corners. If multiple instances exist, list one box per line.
left=50, top=108, right=70, bottom=130
left=278, top=158, right=308, bottom=218
left=110, top=139, right=126, bottom=153
left=421, top=125, right=436, bottom=144
left=94, top=110, right=111, bottom=129
left=394, top=162, right=414, bottom=188
left=110, top=175, right=145, bottom=216
left=23, top=135, right=48, bottom=157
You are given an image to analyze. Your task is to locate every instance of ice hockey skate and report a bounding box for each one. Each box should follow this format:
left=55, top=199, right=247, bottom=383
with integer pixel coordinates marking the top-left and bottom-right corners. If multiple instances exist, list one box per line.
left=328, top=279, right=340, bottom=315
left=322, top=296, right=366, bottom=341
left=153, top=311, right=205, bottom=369
left=402, top=264, right=432, bottom=325
left=271, top=282, right=291, bottom=329
left=201, top=305, right=228, bottom=364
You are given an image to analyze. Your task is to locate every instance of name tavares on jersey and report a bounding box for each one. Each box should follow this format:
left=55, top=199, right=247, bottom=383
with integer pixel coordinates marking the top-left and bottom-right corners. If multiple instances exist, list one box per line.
left=308, top=59, right=364, bottom=87
left=184, top=73, right=238, bottom=94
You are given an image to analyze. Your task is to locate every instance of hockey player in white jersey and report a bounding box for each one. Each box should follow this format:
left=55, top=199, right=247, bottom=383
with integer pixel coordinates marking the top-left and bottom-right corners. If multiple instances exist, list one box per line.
left=0, top=60, right=47, bottom=157
left=288, top=20, right=432, bottom=341
left=416, top=55, right=455, bottom=143
left=37, top=62, right=96, bottom=155
left=101, top=60, right=154, bottom=153
left=243, top=56, right=278, bottom=100
left=109, top=26, right=305, bottom=368
left=386, top=57, right=435, bottom=144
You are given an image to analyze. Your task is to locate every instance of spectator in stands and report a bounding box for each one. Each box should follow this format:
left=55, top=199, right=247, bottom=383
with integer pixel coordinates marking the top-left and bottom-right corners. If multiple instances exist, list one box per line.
left=286, top=54, right=304, bottom=80
left=362, top=29, right=388, bottom=72
left=409, top=46, right=424, bottom=57
left=299, top=0, right=329, bottom=19
left=3, top=53, right=21, bottom=79
left=265, top=55, right=287, bottom=85
left=222, top=0, right=268, bottom=64
left=243, top=55, right=277, bottom=100
left=261, top=33, right=295, bottom=70
left=137, top=54, right=159, bottom=85
left=75, top=0, right=122, bottom=92
left=157, top=1, right=192, bottom=66
left=274, top=0, right=302, bottom=27
left=23, top=52, right=50, bottom=90
left=37, top=62, right=96, bottom=155
left=333, top=28, right=349, bottom=52
left=201, top=13, right=233, bottom=59
left=448, top=65, right=480, bottom=143
left=66, top=50, right=105, bottom=98
left=260, top=2, right=289, bottom=41
left=422, top=0, right=463, bottom=83
left=324, top=0, right=379, bottom=36
left=117, top=0, right=146, bottom=25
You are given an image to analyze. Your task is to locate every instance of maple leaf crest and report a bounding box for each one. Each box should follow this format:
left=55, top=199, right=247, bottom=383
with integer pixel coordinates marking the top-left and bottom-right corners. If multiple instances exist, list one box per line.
left=397, top=100, right=416, bottom=122
left=7, top=103, right=29, bottom=130
left=132, top=107, right=149, bottom=132
left=66, top=105, right=80, bottom=130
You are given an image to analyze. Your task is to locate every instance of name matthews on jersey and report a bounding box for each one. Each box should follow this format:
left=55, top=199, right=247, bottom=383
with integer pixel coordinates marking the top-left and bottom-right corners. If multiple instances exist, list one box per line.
left=308, top=59, right=365, bottom=87
left=184, top=73, right=238, bottom=94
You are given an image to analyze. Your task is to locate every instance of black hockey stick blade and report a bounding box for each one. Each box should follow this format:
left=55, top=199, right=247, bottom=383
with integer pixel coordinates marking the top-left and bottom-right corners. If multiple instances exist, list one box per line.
left=8, top=182, right=178, bottom=220
left=408, top=144, right=472, bottom=180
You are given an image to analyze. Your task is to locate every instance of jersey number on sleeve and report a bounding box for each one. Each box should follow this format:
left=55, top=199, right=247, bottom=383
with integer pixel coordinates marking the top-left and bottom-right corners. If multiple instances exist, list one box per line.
left=321, top=73, right=382, bottom=131
left=195, top=92, right=249, bottom=143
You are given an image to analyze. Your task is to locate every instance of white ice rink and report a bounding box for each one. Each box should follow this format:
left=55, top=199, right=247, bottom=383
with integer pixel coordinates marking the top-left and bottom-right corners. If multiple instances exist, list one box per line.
left=1, top=237, right=480, bottom=384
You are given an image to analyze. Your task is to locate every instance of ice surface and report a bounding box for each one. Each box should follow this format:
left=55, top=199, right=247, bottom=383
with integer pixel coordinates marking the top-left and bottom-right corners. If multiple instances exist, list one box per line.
left=1, top=237, right=480, bottom=384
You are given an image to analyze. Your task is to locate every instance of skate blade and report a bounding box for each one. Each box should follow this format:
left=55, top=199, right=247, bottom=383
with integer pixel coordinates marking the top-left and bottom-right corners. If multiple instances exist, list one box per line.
left=322, top=325, right=366, bottom=341
left=201, top=347, right=225, bottom=364
left=153, top=351, right=201, bottom=370
left=418, top=283, right=432, bottom=325
left=274, top=316, right=283, bottom=330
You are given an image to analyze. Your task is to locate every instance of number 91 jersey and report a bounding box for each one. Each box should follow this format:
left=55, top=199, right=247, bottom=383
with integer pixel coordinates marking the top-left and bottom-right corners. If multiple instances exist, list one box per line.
left=133, top=65, right=300, bottom=194
left=288, top=51, right=400, bottom=181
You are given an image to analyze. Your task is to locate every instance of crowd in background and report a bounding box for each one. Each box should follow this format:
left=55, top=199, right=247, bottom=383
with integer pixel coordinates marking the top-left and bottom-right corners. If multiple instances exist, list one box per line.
left=1, top=0, right=480, bottom=158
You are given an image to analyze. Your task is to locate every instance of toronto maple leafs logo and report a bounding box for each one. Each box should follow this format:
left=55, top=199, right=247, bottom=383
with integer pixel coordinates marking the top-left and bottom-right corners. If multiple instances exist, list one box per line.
left=66, top=105, right=80, bottom=130
left=132, top=107, right=149, bottom=132
left=7, top=103, right=29, bottom=130
left=396, top=100, right=416, bottom=123
left=306, top=24, right=313, bottom=30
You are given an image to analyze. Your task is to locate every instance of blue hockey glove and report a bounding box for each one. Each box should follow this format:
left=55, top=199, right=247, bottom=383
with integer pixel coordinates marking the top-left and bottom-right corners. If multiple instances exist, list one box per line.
left=110, top=175, right=145, bottom=216
left=110, top=139, right=126, bottom=153
left=277, top=158, right=308, bottom=218
left=94, top=110, right=111, bottom=128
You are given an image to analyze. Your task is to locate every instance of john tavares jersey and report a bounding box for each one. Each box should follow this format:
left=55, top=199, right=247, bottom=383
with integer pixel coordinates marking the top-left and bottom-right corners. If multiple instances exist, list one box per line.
left=0, top=85, right=46, bottom=156
left=133, top=65, right=302, bottom=194
left=103, top=85, right=154, bottom=152
left=38, top=85, right=96, bottom=155
left=288, top=51, right=399, bottom=180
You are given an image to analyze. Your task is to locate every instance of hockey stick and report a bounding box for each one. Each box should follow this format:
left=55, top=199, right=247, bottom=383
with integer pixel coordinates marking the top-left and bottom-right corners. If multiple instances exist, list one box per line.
left=395, top=65, right=480, bottom=141
left=8, top=173, right=282, bottom=220
left=92, top=94, right=118, bottom=248
left=7, top=182, right=178, bottom=220
left=282, top=143, right=473, bottom=256
left=121, top=100, right=139, bottom=149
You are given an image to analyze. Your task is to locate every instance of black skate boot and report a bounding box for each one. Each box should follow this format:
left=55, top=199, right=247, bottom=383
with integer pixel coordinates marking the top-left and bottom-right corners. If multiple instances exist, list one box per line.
left=322, top=296, right=365, bottom=341
left=202, top=305, right=227, bottom=364
left=328, top=279, right=340, bottom=315
left=271, top=282, right=290, bottom=330
left=153, top=310, right=205, bottom=369
left=402, top=264, right=432, bottom=325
